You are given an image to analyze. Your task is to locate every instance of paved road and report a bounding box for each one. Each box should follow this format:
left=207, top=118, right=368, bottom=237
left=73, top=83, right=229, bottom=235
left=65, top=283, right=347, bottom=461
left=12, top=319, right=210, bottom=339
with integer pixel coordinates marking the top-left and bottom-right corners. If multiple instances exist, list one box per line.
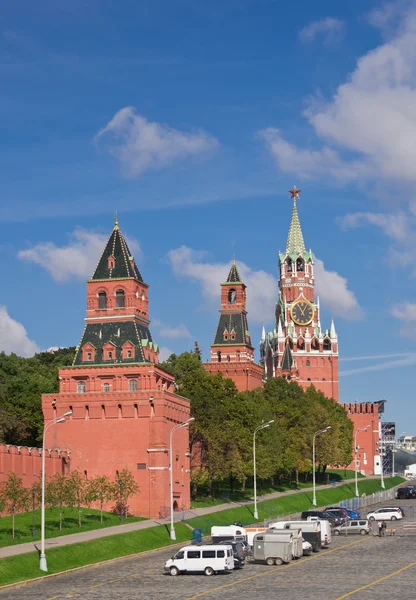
left=0, top=476, right=365, bottom=559
left=3, top=498, right=416, bottom=600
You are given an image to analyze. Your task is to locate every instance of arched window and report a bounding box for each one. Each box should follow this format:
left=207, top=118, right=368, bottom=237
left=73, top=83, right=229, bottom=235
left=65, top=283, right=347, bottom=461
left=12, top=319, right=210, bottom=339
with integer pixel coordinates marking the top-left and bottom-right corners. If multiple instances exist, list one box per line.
left=134, top=403, right=139, bottom=418
left=223, top=330, right=228, bottom=340
left=312, top=338, right=319, bottom=351
left=129, top=379, right=138, bottom=392
left=217, top=351, right=222, bottom=363
left=237, top=351, right=241, bottom=362
left=86, top=352, right=92, bottom=361
left=101, top=404, right=106, bottom=419
left=84, top=470, right=88, bottom=479
left=287, top=258, right=292, bottom=272
left=77, top=381, right=86, bottom=394
left=306, top=359, right=310, bottom=367
left=298, top=339, right=304, bottom=350
left=307, top=378, right=311, bottom=382
left=116, top=289, right=125, bottom=308
left=296, top=258, right=304, bottom=272
left=98, top=291, right=107, bottom=309
left=118, top=404, right=122, bottom=418
left=322, top=378, right=326, bottom=381
left=85, top=405, right=89, bottom=420
left=227, top=355, right=231, bottom=363
left=323, top=338, right=331, bottom=351
left=228, top=288, right=237, bottom=304
left=103, top=383, right=110, bottom=393
left=287, top=374, right=292, bottom=381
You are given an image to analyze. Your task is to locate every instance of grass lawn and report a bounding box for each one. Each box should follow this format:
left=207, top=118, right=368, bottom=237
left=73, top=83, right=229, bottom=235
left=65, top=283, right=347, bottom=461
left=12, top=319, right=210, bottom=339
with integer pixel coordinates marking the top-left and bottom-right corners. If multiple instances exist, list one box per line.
left=190, top=471, right=362, bottom=509
left=0, top=507, right=145, bottom=548
left=0, top=523, right=191, bottom=587
left=186, top=476, right=405, bottom=534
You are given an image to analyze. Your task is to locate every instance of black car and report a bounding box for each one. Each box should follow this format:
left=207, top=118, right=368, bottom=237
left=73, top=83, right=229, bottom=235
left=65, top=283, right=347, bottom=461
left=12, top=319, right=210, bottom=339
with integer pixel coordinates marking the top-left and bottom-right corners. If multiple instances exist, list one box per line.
left=218, top=540, right=245, bottom=568
left=396, top=486, right=416, bottom=500
left=300, top=510, right=342, bottom=527
left=323, top=509, right=347, bottom=525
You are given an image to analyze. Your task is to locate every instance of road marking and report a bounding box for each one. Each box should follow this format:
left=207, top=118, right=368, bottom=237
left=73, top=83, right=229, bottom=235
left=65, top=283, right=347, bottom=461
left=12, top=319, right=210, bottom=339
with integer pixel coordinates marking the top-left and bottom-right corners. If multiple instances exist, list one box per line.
left=335, top=560, right=416, bottom=599
left=88, top=582, right=104, bottom=589
left=186, top=538, right=370, bottom=600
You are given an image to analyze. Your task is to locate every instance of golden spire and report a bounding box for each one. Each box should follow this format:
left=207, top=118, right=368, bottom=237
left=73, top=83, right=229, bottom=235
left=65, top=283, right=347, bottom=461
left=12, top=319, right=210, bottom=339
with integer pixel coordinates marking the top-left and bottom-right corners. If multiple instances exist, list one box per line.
left=114, top=211, right=119, bottom=231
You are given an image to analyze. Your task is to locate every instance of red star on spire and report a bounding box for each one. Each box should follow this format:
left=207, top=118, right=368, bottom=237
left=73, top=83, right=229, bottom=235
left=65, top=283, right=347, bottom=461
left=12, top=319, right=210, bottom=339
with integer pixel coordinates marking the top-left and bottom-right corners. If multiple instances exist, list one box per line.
left=289, top=185, right=301, bottom=200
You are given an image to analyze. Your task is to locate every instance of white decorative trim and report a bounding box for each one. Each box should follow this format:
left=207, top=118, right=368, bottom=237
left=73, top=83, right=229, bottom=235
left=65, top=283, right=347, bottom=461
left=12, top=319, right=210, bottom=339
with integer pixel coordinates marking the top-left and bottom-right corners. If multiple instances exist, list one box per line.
left=147, top=448, right=168, bottom=453
left=148, top=466, right=169, bottom=471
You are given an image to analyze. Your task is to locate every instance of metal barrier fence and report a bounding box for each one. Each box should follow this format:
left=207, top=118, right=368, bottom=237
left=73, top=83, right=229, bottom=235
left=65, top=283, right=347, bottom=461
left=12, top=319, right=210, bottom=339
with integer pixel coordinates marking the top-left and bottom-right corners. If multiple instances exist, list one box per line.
left=339, top=488, right=396, bottom=511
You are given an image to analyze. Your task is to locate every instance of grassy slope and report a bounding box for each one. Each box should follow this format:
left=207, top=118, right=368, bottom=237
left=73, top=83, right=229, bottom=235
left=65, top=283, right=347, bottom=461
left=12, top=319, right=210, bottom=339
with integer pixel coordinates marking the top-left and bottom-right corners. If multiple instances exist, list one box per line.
left=0, top=476, right=404, bottom=588
left=0, top=507, right=144, bottom=548
left=0, top=523, right=191, bottom=587
left=186, top=477, right=405, bottom=534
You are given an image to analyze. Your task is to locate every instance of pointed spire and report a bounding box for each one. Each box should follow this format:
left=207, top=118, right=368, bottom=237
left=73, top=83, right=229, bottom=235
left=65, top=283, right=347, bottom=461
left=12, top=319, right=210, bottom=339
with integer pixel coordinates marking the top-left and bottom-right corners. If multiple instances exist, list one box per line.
left=261, top=324, right=266, bottom=341
left=226, top=260, right=242, bottom=283
left=277, top=319, right=283, bottom=337
left=91, top=218, right=143, bottom=281
left=286, top=186, right=306, bottom=256
left=281, top=342, right=293, bottom=371
left=330, top=318, right=337, bottom=339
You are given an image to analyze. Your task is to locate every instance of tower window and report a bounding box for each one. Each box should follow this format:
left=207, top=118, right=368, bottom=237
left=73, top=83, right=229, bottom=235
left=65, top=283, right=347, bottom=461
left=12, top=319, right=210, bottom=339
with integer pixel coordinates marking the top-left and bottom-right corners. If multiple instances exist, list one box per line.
left=296, top=258, right=304, bottom=272
left=323, top=339, right=331, bottom=351
left=223, top=330, right=228, bottom=341
left=77, top=381, right=86, bottom=394
left=312, top=338, right=319, bottom=351
left=129, top=379, right=138, bottom=392
left=217, top=351, right=222, bottom=363
left=134, top=403, right=138, bottom=418
left=101, top=404, right=106, bottom=419
left=307, top=378, right=311, bottom=381
left=228, top=288, right=237, bottom=304
left=98, top=291, right=107, bottom=309
left=118, top=404, right=122, bottom=418
left=287, top=259, right=292, bottom=272
left=103, top=383, right=110, bottom=393
left=322, top=378, right=326, bottom=381
left=127, top=350, right=132, bottom=358
left=85, top=405, right=89, bottom=420
left=108, top=351, right=113, bottom=360
left=227, top=355, right=231, bottom=362
left=86, top=352, right=92, bottom=361
left=306, top=359, right=310, bottom=367
left=116, top=289, right=125, bottom=308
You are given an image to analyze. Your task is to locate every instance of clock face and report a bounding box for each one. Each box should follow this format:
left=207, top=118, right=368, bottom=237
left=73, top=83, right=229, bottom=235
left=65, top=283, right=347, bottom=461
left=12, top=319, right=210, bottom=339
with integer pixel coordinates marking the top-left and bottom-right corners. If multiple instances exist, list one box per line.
left=290, top=300, right=314, bottom=326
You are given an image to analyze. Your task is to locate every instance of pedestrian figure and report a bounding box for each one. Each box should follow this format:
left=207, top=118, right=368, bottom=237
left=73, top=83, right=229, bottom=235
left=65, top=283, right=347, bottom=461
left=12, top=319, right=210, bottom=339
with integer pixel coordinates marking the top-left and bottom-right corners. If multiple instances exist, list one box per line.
left=381, top=520, right=387, bottom=537
left=377, top=521, right=383, bottom=537
left=371, top=520, right=378, bottom=537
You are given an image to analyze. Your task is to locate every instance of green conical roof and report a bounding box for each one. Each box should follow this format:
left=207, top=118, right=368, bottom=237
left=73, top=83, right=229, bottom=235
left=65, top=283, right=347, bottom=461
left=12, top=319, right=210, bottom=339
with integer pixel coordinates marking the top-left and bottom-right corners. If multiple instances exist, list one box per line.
left=91, top=221, right=143, bottom=282
left=286, top=198, right=306, bottom=255
left=281, top=342, right=293, bottom=371
left=226, top=260, right=242, bottom=283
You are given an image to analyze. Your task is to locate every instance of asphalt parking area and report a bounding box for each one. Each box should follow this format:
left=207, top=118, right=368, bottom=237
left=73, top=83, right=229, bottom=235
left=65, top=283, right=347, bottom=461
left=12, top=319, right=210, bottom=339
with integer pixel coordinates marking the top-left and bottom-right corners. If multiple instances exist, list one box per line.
left=2, top=498, right=416, bottom=600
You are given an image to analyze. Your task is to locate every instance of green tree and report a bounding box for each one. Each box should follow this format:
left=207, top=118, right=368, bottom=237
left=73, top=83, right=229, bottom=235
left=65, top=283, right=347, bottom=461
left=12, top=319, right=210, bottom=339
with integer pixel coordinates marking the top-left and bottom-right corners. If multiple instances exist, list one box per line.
left=114, top=469, right=139, bottom=518
left=45, top=472, right=69, bottom=530
left=160, top=351, right=205, bottom=388
left=0, top=473, right=30, bottom=538
left=88, top=475, right=117, bottom=522
left=66, top=470, right=91, bottom=527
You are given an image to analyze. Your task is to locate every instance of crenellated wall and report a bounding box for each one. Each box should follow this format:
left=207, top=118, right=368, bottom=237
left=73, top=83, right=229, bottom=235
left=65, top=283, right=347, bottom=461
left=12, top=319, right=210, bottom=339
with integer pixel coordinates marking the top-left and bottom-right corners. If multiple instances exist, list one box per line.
left=0, top=444, right=70, bottom=488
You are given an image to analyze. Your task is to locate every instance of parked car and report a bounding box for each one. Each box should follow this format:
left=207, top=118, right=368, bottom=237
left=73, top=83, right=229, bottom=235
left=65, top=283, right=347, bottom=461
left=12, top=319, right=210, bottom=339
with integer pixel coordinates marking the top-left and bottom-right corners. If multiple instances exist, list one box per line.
left=300, top=510, right=341, bottom=527
left=396, top=486, right=416, bottom=499
left=366, top=508, right=403, bottom=521
left=325, top=506, right=349, bottom=518
left=345, top=509, right=361, bottom=519
left=218, top=540, right=245, bottom=569
left=324, top=509, right=347, bottom=525
left=305, top=517, right=332, bottom=546
left=302, top=539, right=313, bottom=556
left=165, top=545, right=234, bottom=576
left=333, top=520, right=371, bottom=536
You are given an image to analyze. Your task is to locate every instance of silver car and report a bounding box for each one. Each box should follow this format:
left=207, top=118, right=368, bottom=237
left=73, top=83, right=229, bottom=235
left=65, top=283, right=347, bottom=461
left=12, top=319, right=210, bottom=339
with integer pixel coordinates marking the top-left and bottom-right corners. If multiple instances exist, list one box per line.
left=333, top=520, right=371, bottom=536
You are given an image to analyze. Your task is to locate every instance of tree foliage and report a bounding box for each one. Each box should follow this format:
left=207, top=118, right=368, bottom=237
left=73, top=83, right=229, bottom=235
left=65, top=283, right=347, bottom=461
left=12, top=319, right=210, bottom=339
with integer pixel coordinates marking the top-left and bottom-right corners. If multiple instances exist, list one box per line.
left=0, top=473, right=30, bottom=538
left=0, top=347, right=76, bottom=446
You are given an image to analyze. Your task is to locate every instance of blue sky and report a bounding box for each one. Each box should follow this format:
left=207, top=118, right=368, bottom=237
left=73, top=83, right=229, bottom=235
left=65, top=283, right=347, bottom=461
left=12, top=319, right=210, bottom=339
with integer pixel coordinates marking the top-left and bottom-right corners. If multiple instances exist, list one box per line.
left=1, top=0, right=416, bottom=435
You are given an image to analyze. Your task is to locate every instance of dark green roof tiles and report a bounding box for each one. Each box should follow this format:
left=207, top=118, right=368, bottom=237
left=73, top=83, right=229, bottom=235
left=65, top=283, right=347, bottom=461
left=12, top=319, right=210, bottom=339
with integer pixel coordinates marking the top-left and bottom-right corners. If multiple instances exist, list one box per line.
left=91, top=226, right=143, bottom=282
left=281, top=342, right=293, bottom=371
left=226, top=260, right=242, bottom=283
left=213, top=313, right=252, bottom=348
left=73, top=321, right=153, bottom=365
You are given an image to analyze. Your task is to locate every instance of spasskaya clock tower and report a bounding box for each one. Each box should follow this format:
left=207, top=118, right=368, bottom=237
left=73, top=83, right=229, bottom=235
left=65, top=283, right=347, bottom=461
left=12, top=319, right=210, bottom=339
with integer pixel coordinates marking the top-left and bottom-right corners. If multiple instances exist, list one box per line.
left=260, top=186, right=339, bottom=400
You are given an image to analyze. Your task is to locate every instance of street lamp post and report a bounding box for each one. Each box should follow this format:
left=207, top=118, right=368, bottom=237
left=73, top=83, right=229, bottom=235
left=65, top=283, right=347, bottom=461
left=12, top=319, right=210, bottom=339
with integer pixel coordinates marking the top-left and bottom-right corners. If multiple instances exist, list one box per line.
left=170, top=417, right=195, bottom=541
left=40, top=411, right=72, bottom=572
left=31, top=488, right=36, bottom=538
left=378, top=422, right=385, bottom=490
left=253, top=420, right=275, bottom=520
left=312, top=426, right=332, bottom=507
left=354, top=425, right=370, bottom=497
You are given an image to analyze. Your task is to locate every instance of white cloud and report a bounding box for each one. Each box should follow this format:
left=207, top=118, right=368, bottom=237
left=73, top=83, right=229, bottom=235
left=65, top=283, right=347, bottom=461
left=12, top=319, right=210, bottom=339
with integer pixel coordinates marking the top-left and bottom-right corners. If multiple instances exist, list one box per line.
left=261, top=3, right=416, bottom=184
left=95, top=107, right=219, bottom=177
left=299, top=17, right=345, bottom=44
left=314, top=256, right=363, bottom=320
left=339, top=209, right=416, bottom=275
left=159, top=346, right=174, bottom=362
left=166, top=245, right=361, bottom=324
left=340, top=354, right=416, bottom=376
left=0, top=306, right=39, bottom=357
left=18, top=228, right=141, bottom=282
left=391, top=301, right=416, bottom=337
left=166, top=246, right=276, bottom=325
left=158, top=322, right=192, bottom=339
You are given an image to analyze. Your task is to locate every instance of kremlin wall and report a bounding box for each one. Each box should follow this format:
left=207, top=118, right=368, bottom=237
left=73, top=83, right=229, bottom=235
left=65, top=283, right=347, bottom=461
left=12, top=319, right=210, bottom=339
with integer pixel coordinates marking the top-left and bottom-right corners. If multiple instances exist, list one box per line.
left=0, top=189, right=381, bottom=516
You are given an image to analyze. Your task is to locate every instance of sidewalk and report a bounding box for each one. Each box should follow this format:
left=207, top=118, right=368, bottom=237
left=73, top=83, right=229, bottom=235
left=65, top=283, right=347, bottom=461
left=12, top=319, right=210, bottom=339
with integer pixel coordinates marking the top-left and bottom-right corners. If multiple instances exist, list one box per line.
left=0, top=476, right=371, bottom=559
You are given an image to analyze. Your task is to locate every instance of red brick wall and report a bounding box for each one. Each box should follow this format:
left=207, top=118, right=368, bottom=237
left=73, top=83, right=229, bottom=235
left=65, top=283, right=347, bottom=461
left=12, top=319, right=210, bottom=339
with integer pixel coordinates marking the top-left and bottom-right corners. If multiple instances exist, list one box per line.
left=0, top=444, right=70, bottom=488
left=343, top=403, right=380, bottom=475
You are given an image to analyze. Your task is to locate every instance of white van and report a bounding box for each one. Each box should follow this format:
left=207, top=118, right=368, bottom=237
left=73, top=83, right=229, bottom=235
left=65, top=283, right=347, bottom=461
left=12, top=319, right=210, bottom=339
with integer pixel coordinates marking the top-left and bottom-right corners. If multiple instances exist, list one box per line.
left=306, top=517, right=332, bottom=547
left=164, top=545, right=234, bottom=576
left=211, top=525, right=247, bottom=544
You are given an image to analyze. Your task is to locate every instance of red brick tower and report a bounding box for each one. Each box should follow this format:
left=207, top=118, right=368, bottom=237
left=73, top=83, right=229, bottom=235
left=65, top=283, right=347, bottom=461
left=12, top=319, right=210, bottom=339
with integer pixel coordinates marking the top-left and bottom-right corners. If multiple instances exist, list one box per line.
left=260, top=187, right=339, bottom=400
left=42, top=219, right=191, bottom=518
left=204, top=260, right=263, bottom=391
